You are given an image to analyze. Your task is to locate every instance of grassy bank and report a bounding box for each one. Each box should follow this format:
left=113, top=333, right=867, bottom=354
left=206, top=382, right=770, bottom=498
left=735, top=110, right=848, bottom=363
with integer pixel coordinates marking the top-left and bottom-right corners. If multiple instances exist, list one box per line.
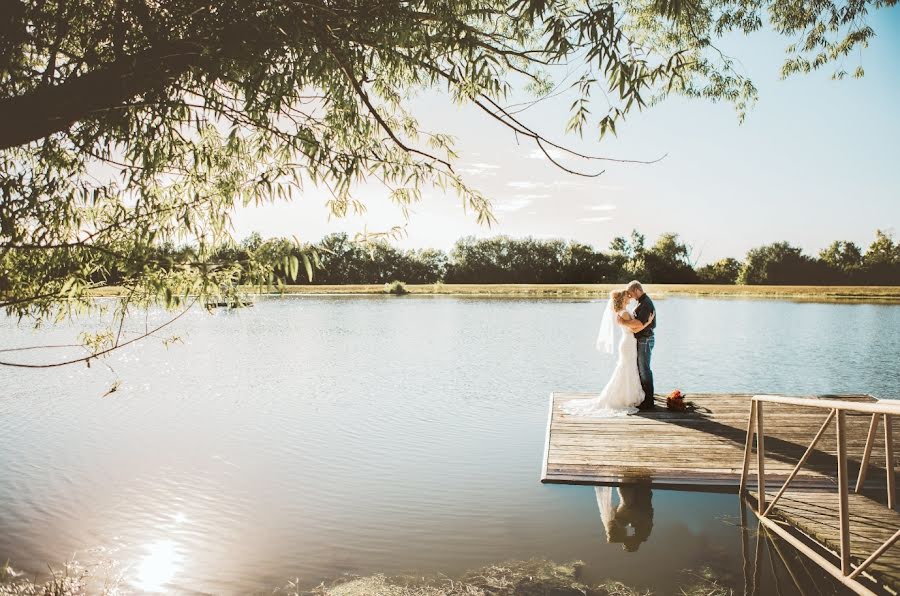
left=241, top=283, right=900, bottom=302
left=2, top=558, right=732, bottom=596
left=85, top=284, right=900, bottom=303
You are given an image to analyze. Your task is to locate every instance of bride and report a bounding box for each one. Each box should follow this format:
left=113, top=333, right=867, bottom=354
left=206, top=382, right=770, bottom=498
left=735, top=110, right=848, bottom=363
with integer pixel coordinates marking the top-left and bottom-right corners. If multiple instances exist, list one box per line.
left=563, top=289, right=655, bottom=417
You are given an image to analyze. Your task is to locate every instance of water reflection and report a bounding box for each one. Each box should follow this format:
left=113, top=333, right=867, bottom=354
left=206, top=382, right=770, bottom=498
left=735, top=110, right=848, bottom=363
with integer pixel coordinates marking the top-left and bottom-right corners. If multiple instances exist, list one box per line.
left=131, top=539, right=182, bottom=592
left=595, top=485, right=654, bottom=552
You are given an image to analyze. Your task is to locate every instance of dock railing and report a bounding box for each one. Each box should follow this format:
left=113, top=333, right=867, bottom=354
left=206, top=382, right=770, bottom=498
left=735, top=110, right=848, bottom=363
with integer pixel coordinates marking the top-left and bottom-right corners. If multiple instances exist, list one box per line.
left=739, top=394, right=900, bottom=594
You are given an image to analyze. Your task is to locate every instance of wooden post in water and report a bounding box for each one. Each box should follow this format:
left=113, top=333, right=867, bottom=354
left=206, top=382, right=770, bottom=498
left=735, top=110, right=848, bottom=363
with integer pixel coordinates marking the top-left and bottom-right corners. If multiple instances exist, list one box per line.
left=837, top=409, right=851, bottom=575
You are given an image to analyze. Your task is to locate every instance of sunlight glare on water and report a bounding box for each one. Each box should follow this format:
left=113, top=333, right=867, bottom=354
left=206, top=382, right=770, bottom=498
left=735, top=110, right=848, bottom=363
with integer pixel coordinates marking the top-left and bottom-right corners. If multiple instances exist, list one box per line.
left=132, top=540, right=182, bottom=593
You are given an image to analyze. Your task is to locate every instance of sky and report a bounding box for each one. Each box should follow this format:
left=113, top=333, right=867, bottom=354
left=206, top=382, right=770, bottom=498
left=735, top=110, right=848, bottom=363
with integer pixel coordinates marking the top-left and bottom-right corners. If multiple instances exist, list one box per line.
left=231, top=9, right=900, bottom=265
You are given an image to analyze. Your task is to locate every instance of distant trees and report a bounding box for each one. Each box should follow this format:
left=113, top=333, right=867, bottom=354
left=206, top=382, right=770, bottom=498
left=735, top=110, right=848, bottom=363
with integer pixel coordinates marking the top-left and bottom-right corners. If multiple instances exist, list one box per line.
left=444, top=236, right=620, bottom=283
left=643, top=233, right=698, bottom=284
left=697, top=258, right=742, bottom=285
left=736, top=231, right=899, bottom=285
left=148, top=230, right=899, bottom=287
left=738, top=242, right=824, bottom=285
left=862, top=230, right=900, bottom=285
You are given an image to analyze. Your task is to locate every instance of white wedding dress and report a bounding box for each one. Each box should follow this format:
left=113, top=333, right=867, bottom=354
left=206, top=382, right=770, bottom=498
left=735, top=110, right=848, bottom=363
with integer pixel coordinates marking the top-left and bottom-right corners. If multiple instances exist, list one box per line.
left=562, top=302, right=644, bottom=418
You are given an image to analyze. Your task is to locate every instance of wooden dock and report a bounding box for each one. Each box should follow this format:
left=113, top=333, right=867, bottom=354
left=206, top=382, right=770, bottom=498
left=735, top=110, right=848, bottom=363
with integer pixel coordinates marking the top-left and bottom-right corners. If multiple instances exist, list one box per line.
left=542, top=392, right=899, bottom=594
left=541, top=392, right=888, bottom=491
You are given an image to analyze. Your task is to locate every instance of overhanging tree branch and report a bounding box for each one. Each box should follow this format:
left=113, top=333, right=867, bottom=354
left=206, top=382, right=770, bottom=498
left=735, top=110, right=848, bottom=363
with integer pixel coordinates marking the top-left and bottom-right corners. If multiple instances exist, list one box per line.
left=0, top=41, right=203, bottom=150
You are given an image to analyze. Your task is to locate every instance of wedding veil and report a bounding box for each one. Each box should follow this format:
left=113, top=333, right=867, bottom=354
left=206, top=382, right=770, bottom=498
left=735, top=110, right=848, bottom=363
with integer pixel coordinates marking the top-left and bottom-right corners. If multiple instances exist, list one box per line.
left=595, top=297, right=616, bottom=354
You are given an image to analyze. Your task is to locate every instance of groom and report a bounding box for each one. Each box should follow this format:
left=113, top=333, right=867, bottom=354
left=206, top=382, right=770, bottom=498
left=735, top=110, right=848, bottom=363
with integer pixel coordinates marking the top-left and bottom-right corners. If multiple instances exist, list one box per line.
left=623, top=281, right=656, bottom=410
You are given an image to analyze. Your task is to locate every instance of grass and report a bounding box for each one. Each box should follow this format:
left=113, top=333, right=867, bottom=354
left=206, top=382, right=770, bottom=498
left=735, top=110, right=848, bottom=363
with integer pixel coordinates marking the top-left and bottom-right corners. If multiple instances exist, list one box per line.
left=281, top=559, right=648, bottom=596
left=1, top=558, right=735, bottom=596
left=239, top=283, right=900, bottom=303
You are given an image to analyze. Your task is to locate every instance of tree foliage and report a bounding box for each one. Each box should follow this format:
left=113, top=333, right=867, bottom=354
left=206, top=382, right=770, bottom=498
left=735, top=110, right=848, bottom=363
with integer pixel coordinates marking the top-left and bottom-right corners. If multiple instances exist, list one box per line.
left=1, top=0, right=896, bottom=363
left=137, top=229, right=898, bottom=287
left=697, top=257, right=741, bottom=284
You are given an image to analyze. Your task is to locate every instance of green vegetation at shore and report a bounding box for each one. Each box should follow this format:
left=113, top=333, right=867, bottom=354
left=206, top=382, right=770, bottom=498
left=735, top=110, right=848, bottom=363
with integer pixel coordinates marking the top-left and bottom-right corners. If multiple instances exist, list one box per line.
left=239, top=283, right=899, bottom=303
left=88, top=283, right=899, bottom=303
left=2, top=558, right=732, bottom=596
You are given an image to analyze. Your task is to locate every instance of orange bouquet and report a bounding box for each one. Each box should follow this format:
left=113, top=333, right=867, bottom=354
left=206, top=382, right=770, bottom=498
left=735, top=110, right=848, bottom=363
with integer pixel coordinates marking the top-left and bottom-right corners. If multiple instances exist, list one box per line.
left=666, top=389, right=686, bottom=411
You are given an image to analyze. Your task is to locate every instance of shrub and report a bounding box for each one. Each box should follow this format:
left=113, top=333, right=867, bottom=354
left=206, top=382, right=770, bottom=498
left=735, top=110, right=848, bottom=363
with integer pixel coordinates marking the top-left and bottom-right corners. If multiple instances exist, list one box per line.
left=384, top=280, right=409, bottom=295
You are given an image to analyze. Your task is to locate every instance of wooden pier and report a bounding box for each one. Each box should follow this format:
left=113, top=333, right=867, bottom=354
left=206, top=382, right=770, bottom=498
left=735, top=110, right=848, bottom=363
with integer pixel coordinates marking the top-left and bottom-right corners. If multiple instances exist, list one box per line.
left=541, top=393, right=899, bottom=594
left=542, top=393, right=888, bottom=490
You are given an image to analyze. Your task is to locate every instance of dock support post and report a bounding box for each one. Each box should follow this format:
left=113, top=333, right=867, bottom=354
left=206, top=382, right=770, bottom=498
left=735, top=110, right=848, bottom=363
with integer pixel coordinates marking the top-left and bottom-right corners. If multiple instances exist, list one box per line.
left=740, top=400, right=757, bottom=494
left=837, top=409, right=851, bottom=576
left=886, top=414, right=895, bottom=510
left=757, top=401, right=766, bottom=513
left=856, top=413, right=880, bottom=493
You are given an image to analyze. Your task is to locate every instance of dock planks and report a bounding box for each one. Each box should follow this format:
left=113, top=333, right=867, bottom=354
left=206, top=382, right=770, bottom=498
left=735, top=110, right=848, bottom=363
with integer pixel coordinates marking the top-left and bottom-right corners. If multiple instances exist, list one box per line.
left=542, top=393, right=890, bottom=491
left=750, top=489, right=900, bottom=592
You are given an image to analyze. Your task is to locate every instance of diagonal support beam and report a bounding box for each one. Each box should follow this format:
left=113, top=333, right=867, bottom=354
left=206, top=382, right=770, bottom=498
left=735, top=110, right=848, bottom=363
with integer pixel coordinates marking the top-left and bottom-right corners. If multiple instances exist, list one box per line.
left=856, top=413, right=880, bottom=493
left=848, top=527, right=900, bottom=580
left=763, top=409, right=835, bottom=517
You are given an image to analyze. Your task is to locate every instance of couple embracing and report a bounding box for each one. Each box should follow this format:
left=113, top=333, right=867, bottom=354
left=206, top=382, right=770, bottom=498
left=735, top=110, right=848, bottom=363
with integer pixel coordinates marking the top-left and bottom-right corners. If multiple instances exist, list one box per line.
left=564, top=281, right=656, bottom=418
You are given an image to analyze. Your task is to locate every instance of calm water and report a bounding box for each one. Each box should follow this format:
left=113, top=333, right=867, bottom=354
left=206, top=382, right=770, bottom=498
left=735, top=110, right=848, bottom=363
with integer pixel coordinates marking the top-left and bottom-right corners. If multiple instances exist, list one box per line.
left=0, top=296, right=898, bottom=594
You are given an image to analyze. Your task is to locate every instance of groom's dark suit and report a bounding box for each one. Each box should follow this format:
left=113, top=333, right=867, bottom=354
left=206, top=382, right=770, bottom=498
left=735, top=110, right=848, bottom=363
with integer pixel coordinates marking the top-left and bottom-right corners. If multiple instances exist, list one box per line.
left=633, top=294, right=656, bottom=409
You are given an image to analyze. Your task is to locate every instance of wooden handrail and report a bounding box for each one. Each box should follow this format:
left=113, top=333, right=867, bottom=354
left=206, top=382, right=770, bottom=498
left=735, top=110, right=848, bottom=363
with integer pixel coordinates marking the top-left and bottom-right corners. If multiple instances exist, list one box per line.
left=752, top=394, right=900, bottom=414
left=741, top=394, right=898, bottom=593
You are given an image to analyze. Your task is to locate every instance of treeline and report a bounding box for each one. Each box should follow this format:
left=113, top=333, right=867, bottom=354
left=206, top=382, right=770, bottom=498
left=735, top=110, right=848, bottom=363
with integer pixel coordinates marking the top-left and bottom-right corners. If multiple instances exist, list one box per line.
left=195, top=229, right=899, bottom=286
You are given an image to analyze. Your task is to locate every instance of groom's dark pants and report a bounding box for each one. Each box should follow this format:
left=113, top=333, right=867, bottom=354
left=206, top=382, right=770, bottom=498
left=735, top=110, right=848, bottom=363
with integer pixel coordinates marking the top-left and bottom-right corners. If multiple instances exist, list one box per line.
left=636, top=335, right=655, bottom=407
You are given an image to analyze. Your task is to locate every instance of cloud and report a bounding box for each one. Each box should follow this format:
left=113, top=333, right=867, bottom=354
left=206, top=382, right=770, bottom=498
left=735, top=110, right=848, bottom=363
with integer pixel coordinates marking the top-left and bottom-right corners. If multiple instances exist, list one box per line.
left=494, top=198, right=533, bottom=213
left=458, top=162, right=501, bottom=176
left=506, top=180, right=582, bottom=190
left=493, top=193, right=551, bottom=213
left=526, top=148, right=564, bottom=160
left=578, top=216, right=613, bottom=223
left=585, top=204, right=616, bottom=211
left=514, top=193, right=551, bottom=200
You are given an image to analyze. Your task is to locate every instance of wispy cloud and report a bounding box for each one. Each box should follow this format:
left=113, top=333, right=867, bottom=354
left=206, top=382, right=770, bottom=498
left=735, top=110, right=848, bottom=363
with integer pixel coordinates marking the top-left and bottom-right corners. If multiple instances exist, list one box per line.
left=506, top=180, right=582, bottom=190
left=458, top=162, right=501, bottom=176
left=494, top=198, right=533, bottom=213
left=526, top=148, right=564, bottom=160
left=493, top=193, right=551, bottom=213
left=585, top=204, right=616, bottom=211
left=578, top=216, right=613, bottom=223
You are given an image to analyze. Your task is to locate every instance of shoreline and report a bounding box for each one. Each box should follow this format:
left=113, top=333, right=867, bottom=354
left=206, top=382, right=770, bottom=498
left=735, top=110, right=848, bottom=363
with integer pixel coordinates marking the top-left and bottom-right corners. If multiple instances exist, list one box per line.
left=86, top=283, right=900, bottom=303
left=237, top=283, right=900, bottom=302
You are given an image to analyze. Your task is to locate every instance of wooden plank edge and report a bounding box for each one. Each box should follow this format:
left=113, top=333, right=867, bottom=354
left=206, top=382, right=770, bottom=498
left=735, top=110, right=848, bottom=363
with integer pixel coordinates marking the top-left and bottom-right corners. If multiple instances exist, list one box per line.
left=539, top=392, right=555, bottom=483
left=541, top=475, right=741, bottom=493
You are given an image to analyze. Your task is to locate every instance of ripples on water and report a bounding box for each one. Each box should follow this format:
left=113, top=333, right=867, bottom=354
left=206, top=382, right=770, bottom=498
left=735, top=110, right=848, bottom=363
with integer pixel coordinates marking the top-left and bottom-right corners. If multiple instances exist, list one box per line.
left=0, top=296, right=897, bottom=594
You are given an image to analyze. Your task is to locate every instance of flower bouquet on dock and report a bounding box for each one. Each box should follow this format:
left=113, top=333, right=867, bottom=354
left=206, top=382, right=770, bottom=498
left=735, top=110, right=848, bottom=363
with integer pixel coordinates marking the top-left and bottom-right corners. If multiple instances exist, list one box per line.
left=666, top=389, right=687, bottom=411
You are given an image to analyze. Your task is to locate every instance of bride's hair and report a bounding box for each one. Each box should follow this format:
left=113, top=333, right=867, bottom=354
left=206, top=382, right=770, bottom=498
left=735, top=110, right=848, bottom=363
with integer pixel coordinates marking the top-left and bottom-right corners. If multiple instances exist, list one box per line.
left=610, top=290, right=626, bottom=312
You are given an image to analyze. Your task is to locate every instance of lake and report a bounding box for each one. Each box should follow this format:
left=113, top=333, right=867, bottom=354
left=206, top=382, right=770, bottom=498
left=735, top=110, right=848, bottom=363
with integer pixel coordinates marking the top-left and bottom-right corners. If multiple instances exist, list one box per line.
left=1, top=296, right=898, bottom=594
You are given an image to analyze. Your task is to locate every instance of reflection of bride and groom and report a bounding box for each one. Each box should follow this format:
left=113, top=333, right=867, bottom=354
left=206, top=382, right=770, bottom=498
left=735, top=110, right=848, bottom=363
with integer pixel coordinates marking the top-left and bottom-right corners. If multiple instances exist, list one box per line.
left=595, top=484, right=654, bottom=552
